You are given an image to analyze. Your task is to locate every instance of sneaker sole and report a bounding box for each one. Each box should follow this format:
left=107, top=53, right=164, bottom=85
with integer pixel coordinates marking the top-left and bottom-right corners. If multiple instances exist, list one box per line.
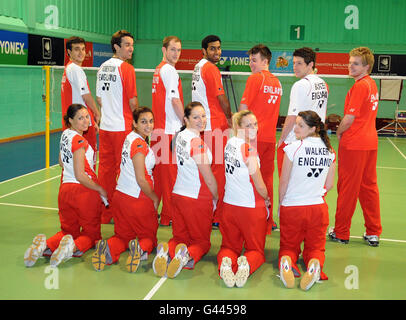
left=126, top=239, right=141, bottom=273
left=280, top=256, right=295, bottom=289
left=300, top=259, right=320, bottom=291
left=24, top=234, right=47, bottom=267
left=166, top=243, right=187, bottom=279
left=92, top=240, right=107, bottom=271
left=50, top=235, right=74, bottom=268
left=235, top=256, right=249, bottom=288
left=152, top=243, right=169, bottom=277
left=220, top=257, right=235, bottom=288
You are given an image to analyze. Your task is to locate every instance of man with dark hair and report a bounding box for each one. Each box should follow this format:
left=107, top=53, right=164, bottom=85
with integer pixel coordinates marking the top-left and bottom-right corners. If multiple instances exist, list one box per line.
left=96, top=30, right=138, bottom=223
left=151, top=35, right=184, bottom=226
left=192, top=34, right=232, bottom=225
left=277, top=47, right=329, bottom=175
left=61, top=36, right=100, bottom=157
left=239, top=43, right=282, bottom=233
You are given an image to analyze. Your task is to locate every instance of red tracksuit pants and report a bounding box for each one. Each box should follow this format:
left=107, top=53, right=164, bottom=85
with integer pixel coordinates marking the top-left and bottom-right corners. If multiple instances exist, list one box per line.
left=151, top=133, right=177, bottom=223
left=107, top=190, right=158, bottom=263
left=203, top=130, right=227, bottom=224
left=334, top=146, right=381, bottom=240
left=279, top=203, right=329, bottom=279
left=217, top=203, right=268, bottom=275
left=257, top=141, right=276, bottom=233
left=47, top=183, right=102, bottom=253
left=169, top=194, right=213, bottom=268
left=98, top=129, right=130, bottom=222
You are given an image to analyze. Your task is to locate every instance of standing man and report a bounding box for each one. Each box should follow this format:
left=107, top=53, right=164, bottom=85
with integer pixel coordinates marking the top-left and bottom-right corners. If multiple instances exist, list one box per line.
left=277, top=47, right=329, bottom=175
left=61, top=36, right=100, bottom=156
left=192, top=34, right=232, bottom=223
left=151, top=35, right=184, bottom=226
left=96, top=30, right=138, bottom=224
left=329, top=47, right=381, bottom=246
left=239, top=44, right=282, bottom=233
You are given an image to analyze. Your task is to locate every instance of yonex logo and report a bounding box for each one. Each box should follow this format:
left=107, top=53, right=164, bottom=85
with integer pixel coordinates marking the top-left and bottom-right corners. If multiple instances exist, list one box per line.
left=102, top=82, right=110, bottom=91
left=307, top=168, right=323, bottom=177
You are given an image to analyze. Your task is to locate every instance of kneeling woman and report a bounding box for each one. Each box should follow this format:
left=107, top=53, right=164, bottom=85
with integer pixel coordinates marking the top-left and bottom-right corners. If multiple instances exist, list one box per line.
left=24, top=104, right=106, bottom=268
left=278, top=110, right=335, bottom=291
left=153, top=102, right=218, bottom=279
left=217, top=110, right=270, bottom=288
left=92, top=107, right=159, bottom=272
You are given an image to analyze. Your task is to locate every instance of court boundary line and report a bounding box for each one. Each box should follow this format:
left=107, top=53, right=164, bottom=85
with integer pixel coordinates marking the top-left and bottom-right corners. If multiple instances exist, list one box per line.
left=0, top=202, right=58, bottom=211
left=143, top=276, right=168, bottom=300
left=0, top=175, right=61, bottom=199
left=386, top=137, right=406, bottom=160
left=0, top=164, right=59, bottom=185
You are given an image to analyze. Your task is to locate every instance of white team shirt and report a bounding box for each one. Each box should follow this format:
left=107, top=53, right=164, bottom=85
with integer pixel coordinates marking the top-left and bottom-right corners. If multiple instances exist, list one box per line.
left=282, top=137, right=335, bottom=206
left=152, top=62, right=183, bottom=134
left=223, top=136, right=262, bottom=208
left=96, top=57, right=135, bottom=132
left=172, top=128, right=213, bottom=199
left=60, top=129, right=96, bottom=184
left=285, top=74, right=328, bottom=144
left=116, top=131, right=155, bottom=198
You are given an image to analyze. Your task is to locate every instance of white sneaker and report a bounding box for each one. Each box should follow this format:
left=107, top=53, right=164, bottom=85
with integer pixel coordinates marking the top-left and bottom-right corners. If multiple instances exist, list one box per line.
left=24, top=234, right=47, bottom=267
left=220, top=257, right=235, bottom=288
left=167, top=243, right=189, bottom=279
left=279, top=255, right=295, bottom=289
left=50, top=235, right=75, bottom=268
left=300, top=258, right=321, bottom=291
left=235, top=256, right=250, bottom=288
left=152, top=242, right=169, bottom=277
left=363, top=233, right=379, bottom=247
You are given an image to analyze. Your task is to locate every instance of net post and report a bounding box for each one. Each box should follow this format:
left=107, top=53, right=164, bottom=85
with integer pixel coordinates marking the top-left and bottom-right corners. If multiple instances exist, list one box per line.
left=43, top=66, right=51, bottom=169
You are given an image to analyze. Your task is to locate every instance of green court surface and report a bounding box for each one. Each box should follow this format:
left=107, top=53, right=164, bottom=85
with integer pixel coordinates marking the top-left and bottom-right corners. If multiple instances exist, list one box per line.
left=0, top=135, right=405, bottom=300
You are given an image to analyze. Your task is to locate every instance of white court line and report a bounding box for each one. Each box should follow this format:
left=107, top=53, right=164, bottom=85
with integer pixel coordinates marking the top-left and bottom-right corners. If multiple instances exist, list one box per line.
left=0, top=202, right=58, bottom=211
left=143, top=276, right=168, bottom=300
left=349, top=235, right=406, bottom=244
left=386, top=137, right=406, bottom=161
left=0, top=164, right=59, bottom=185
left=0, top=175, right=61, bottom=199
left=377, top=166, right=406, bottom=170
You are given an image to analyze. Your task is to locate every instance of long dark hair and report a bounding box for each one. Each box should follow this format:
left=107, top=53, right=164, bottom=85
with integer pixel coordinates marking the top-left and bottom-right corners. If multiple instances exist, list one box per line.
left=63, top=104, right=87, bottom=128
left=132, top=106, right=154, bottom=144
left=170, top=101, right=204, bottom=151
left=298, top=110, right=332, bottom=152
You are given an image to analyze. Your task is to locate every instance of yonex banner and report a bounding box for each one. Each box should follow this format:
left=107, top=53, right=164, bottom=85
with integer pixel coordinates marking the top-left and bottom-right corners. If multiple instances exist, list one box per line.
left=0, top=30, right=28, bottom=65
left=27, top=34, right=64, bottom=66
left=93, top=43, right=113, bottom=67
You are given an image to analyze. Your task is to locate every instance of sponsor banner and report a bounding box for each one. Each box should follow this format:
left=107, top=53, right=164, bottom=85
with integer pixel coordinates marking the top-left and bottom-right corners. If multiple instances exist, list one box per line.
left=371, top=54, right=406, bottom=77
left=0, top=29, right=28, bottom=65
left=93, top=42, right=113, bottom=67
left=175, top=49, right=201, bottom=70
left=27, top=34, right=64, bottom=66
left=63, top=39, right=93, bottom=67
left=270, top=51, right=293, bottom=74
left=315, top=52, right=349, bottom=75
left=218, top=50, right=250, bottom=72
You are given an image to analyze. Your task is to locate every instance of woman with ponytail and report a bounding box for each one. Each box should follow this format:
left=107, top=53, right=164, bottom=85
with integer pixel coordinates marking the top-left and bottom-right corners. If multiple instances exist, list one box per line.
left=91, top=107, right=159, bottom=273
left=278, top=110, right=336, bottom=291
left=153, top=102, right=218, bottom=279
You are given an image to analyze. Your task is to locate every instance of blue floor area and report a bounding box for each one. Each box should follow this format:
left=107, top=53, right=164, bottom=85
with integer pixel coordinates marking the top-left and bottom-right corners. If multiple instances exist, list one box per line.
left=0, top=132, right=62, bottom=182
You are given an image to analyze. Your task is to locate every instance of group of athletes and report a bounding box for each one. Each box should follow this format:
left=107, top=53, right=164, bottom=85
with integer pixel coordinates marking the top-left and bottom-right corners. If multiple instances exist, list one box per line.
left=23, top=29, right=382, bottom=291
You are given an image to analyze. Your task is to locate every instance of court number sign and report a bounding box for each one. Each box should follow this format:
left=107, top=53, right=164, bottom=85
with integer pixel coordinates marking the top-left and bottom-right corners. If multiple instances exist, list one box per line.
left=290, top=25, right=305, bottom=40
